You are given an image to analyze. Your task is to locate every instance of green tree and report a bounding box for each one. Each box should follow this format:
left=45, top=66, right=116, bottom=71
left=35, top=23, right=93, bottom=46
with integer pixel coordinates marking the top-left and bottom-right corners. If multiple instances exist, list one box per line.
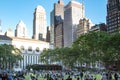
left=102, top=33, right=120, bottom=69
left=39, top=31, right=120, bottom=70
left=73, top=31, right=109, bottom=68
left=39, top=49, right=50, bottom=64
left=0, top=44, right=22, bottom=69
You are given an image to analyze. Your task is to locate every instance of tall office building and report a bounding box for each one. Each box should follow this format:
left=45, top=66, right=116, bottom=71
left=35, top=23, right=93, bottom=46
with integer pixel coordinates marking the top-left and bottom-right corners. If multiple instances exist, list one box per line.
left=51, top=0, right=64, bottom=48
left=15, top=20, right=27, bottom=38
left=33, top=5, right=47, bottom=40
left=46, top=26, right=50, bottom=42
left=107, top=0, right=120, bottom=33
left=50, top=11, right=55, bottom=49
left=64, top=0, right=85, bottom=47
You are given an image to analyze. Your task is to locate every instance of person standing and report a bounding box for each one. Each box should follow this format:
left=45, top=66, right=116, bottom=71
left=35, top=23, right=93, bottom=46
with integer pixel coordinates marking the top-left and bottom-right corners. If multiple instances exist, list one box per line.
left=66, top=75, right=72, bottom=80
left=77, top=77, right=80, bottom=80
left=80, top=72, right=83, bottom=79
left=114, top=72, right=118, bottom=80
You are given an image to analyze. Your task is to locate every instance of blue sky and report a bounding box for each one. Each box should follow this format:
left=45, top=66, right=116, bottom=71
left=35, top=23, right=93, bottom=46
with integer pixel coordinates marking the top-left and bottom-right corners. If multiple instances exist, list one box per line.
left=0, top=0, right=107, bottom=37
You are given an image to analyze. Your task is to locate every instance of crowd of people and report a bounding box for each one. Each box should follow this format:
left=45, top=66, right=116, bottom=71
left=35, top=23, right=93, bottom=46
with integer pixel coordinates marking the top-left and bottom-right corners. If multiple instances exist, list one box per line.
left=42, top=71, right=120, bottom=80
left=0, top=70, right=25, bottom=80
left=0, top=69, right=120, bottom=80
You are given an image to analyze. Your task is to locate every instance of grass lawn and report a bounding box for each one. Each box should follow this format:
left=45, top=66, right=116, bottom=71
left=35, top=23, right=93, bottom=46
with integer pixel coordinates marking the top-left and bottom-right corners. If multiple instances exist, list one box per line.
left=25, top=74, right=50, bottom=80
left=25, top=74, right=77, bottom=80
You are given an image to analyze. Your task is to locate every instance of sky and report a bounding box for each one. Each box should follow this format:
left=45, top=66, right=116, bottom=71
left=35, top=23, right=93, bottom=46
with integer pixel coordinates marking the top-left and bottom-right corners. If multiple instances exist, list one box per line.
left=0, top=0, right=107, bottom=38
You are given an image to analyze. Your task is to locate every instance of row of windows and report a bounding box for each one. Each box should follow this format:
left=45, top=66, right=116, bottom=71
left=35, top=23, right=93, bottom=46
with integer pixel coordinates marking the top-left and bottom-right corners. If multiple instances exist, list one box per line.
left=107, top=15, right=119, bottom=20
left=107, top=10, right=118, bottom=16
left=107, top=22, right=118, bottom=26
left=107, top=25, right=117, bottom=30
left=21, top=46, right=40, bottom=52
left=108, top=29, right=117, bottom=33
left=107, top=17, right=119, bottom=22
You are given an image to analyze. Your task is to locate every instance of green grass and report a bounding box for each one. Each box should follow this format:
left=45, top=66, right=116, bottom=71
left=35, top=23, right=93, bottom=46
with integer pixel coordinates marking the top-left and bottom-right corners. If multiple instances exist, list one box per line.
left=24, top=74, right=90, bottom=80
left=24, top=74, right=49, bottom=80
left=25, top=74, right=77, bottom=80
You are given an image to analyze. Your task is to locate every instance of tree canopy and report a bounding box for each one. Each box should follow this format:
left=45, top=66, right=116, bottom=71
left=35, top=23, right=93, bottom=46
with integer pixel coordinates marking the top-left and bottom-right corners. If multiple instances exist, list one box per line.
left=39, top=31, right=120, bottom=70
left=0, top=44, right=23, bottom=69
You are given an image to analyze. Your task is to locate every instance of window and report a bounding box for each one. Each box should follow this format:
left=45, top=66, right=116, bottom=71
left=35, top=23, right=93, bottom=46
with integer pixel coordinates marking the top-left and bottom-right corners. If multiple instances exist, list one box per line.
left=28, top=46, right=32, bottom=51
left=21, top=46, right=24, bottom=51
left=36, top=47, right=39, bottom=52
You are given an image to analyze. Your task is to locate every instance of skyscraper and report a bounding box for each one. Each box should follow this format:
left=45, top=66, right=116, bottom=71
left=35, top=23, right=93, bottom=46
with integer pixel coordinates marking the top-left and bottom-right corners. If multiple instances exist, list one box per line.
left=50, top=11, right=55, bottom=48
left=50, top=0, right=64, bottom=48
left=15, top=20, right=27, bottom=38
left=107, top=0, right=120, bottom=33
left=46, top=26, right=50, bottom=42
left=33, top=5, right=47, bottom=40
left=64, top=0, right=84, bottom=47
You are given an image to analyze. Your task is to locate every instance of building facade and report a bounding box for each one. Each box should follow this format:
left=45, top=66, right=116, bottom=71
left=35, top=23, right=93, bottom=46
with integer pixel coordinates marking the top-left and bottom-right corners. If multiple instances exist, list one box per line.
left=46, top=26, right=50, bottom=42
left=76, top=18, right=94, bottom=38
left=33, top=5, right=47, bottom=40
left=55, top=23, right=64, bottom=48
left=15, top=20, right=27, bottom=38
left=106, top=0, right=120, bottom=33
left=64, top=1, right=85, bottom=47
left=51, top=0, right=64, bottom=48
left=0, top=35, right=49, bottom=69
left=50, top=11, right=55, bottom=49
left=90, top=23, right=107, bottom=32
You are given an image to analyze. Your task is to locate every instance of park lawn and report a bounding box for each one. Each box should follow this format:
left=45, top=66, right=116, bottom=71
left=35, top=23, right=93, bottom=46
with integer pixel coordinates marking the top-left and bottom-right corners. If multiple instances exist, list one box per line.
left=25, top=75, right=44, bottom=80
left=25, top=74, right=77, bottom=80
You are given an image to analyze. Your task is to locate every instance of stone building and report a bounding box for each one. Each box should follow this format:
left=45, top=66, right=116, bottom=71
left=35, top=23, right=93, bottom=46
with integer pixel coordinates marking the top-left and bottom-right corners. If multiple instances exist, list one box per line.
left=0, top=35, right=49, bottom=69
